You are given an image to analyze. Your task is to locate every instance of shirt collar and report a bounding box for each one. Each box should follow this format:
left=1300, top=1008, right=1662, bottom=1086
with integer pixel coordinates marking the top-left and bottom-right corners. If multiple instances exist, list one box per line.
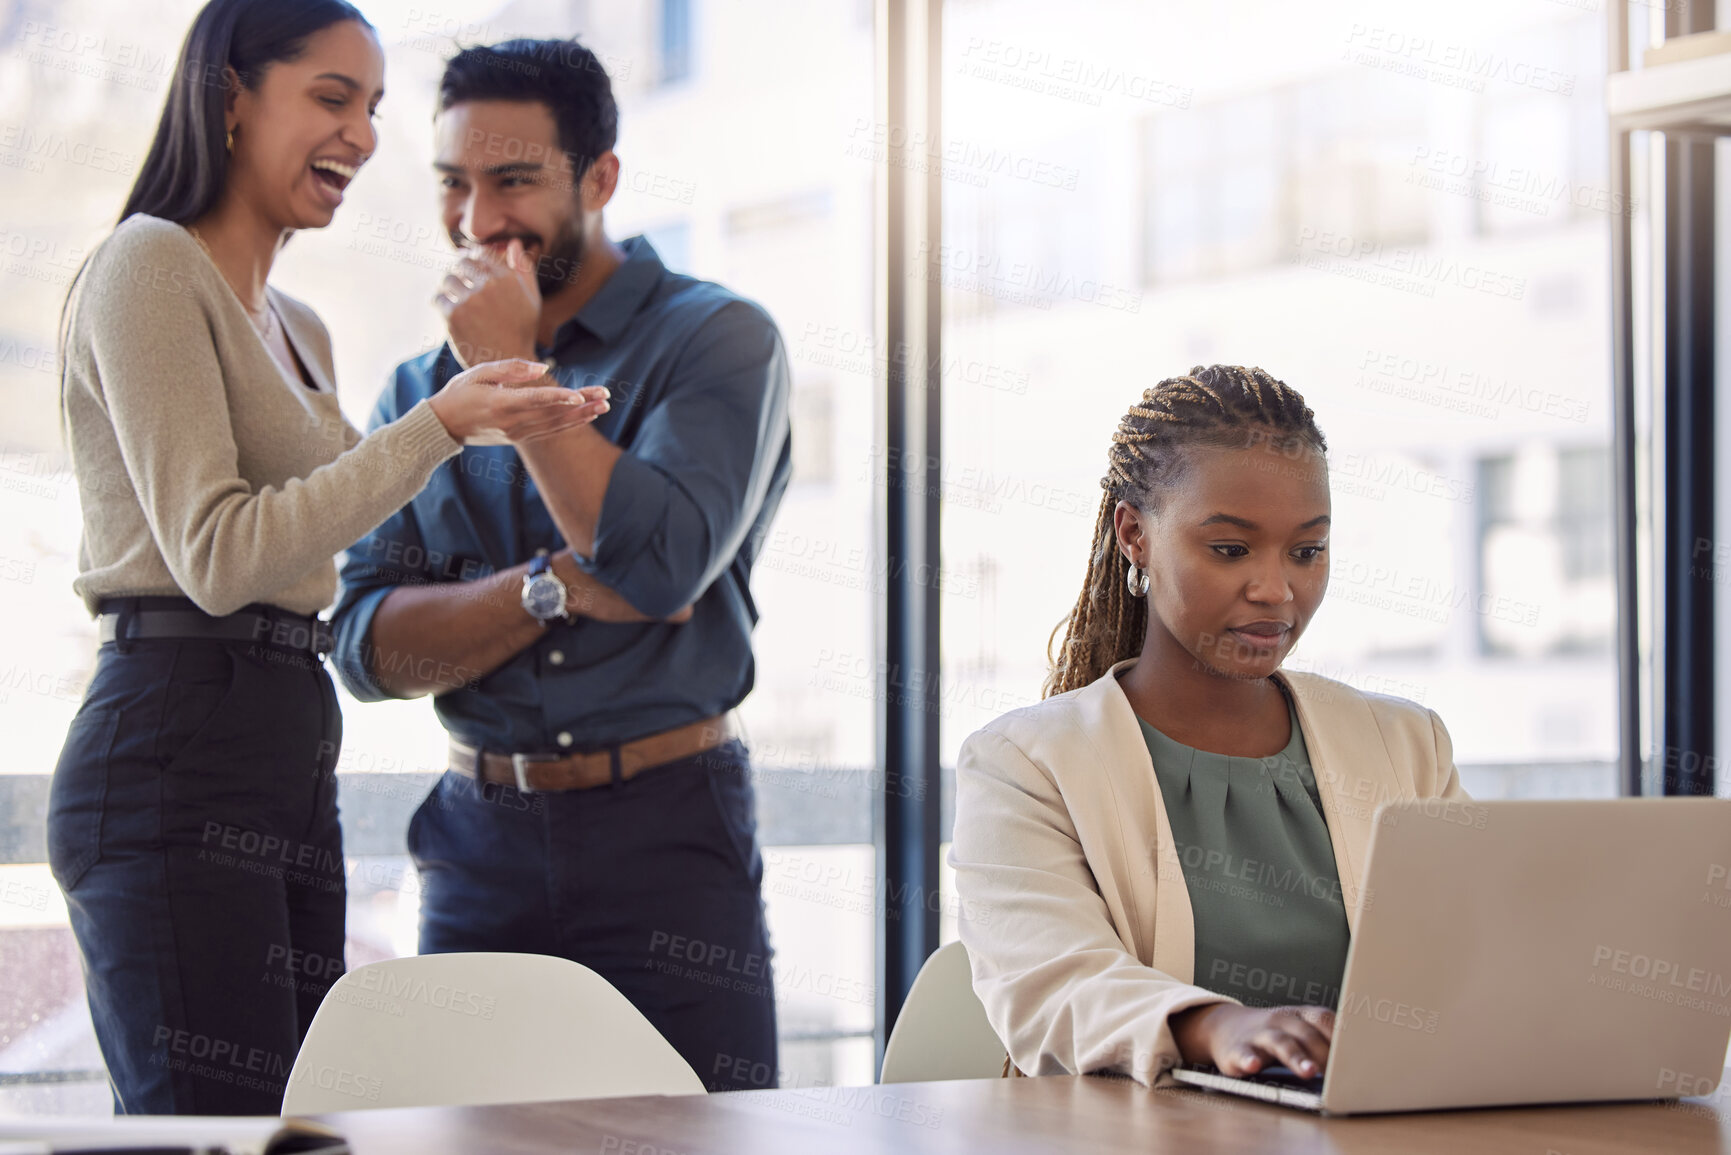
left=553, top=235, right=664, bottom=349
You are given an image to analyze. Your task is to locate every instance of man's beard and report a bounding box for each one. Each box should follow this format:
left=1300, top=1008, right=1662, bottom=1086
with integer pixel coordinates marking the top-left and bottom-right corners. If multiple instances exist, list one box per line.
left=531, top=215, right=586, bottom=298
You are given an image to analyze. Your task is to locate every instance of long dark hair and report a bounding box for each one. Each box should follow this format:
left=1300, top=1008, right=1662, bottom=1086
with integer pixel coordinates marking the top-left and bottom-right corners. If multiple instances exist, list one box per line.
left=59, top=0, right=371, bottom=434
left=121, top=0, right=372, bottom=225
left=1044, top=365, right=1329, bottom=697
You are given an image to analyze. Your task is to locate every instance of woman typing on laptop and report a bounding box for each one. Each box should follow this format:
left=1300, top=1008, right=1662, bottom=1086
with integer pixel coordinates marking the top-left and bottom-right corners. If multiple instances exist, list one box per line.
left=949, top=365, right=1470, bottom=1088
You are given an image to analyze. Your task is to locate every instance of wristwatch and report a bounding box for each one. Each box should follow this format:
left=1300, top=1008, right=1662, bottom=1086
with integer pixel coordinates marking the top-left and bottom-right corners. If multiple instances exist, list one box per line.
left=520, top=549, right=571, bottom=625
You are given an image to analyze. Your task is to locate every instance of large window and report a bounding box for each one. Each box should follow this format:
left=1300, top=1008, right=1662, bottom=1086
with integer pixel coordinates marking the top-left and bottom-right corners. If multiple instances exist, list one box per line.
left=938, top=0, right=1619, bottom=852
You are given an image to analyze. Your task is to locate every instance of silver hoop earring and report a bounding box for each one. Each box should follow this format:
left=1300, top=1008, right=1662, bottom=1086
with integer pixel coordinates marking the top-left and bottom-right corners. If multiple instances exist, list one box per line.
left=1126, top=563, right=1150, bottom=598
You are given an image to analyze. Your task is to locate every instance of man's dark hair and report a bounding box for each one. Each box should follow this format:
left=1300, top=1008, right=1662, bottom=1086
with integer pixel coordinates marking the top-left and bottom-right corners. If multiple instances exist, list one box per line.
left=438, top=38, right=620, bottom=183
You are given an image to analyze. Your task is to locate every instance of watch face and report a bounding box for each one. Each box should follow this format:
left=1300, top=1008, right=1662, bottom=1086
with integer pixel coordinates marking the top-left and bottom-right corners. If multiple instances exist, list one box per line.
left=523, top=575, right=565, bottom=619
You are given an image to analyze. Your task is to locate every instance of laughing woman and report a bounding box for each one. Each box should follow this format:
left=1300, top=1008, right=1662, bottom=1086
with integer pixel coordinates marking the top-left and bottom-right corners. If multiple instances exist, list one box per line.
left=949, top=364, right=1470, bottom=1086
left=49, top=0, right=607, bottom=1115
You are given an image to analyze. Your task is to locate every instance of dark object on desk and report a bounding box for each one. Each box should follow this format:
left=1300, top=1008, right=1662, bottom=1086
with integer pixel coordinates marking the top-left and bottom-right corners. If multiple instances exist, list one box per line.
left=52, top=1147, right=348, bottom=1155
left=0, top=1116, right=347, bottom=1154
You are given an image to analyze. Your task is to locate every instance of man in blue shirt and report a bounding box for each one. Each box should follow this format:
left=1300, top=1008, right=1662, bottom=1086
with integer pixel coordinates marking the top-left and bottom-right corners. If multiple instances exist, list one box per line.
left=331, top=38, right=790, bottom=1091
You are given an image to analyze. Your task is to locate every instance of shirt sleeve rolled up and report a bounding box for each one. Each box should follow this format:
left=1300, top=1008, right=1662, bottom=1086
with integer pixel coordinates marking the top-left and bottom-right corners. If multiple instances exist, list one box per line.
left=579, top=300, right=791, bottom=618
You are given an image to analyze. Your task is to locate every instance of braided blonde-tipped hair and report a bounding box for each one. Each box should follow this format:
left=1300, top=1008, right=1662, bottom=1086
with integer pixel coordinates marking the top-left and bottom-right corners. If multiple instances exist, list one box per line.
left=1043, top=365, right=1327, bottom=697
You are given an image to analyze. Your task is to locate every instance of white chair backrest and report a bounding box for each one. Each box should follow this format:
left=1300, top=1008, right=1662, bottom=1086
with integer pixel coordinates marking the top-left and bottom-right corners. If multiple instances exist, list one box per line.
left=880, top=940, right=1007, bottom=1084
left=282, top=952, right=705, bottom=1115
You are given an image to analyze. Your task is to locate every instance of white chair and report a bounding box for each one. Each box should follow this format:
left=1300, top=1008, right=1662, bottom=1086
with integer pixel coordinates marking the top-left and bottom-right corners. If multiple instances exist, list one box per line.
left=281, top=952, right=705, bottom=1115
left=879, top=940, right=1008, bottom=1084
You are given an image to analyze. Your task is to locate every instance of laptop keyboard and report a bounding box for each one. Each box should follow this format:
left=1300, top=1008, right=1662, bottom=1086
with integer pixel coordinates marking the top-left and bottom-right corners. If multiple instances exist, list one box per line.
left=1233, top=1064, right=1325, bottom=1093
left=1173, top=1064, right=1326, bottom=1109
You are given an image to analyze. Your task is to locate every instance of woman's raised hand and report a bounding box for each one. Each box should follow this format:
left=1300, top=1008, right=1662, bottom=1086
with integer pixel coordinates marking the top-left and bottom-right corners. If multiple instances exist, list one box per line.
left=1171, top=1003, right=1335, bottom=1079
left=427, top=358, right=610, bottom=447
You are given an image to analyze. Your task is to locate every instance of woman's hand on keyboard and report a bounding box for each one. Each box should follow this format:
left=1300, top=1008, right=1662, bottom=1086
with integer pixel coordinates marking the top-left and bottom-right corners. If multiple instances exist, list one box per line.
left=1171, top=1004, right=1335, bottom=1079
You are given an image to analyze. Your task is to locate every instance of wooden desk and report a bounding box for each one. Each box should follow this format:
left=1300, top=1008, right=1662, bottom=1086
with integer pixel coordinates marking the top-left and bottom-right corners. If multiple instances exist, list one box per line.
left=319, top=1069, right=1731, bottom=1154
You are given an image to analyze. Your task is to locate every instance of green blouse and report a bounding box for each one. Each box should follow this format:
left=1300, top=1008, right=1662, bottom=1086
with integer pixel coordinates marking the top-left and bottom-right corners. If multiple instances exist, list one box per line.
left=1137, top=689, right=1352, bottom=1009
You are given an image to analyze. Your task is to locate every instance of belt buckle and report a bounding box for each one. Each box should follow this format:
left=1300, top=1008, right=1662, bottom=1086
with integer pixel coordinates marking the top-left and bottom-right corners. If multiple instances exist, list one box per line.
left=510, top=751, right=559, bottom=793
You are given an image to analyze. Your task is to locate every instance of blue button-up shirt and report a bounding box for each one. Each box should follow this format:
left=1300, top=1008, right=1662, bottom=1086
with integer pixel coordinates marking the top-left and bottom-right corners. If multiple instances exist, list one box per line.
left=330, top=237, right=792, bottom=751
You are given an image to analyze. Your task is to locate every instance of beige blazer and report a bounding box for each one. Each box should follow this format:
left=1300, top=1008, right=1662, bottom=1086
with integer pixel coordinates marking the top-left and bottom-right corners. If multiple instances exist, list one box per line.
left=948, top=659, right=1471, bottom=1087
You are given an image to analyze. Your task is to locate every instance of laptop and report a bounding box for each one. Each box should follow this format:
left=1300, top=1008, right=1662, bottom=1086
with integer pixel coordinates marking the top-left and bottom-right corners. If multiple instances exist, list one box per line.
left=1170, top=798, right=1731, bottom=1114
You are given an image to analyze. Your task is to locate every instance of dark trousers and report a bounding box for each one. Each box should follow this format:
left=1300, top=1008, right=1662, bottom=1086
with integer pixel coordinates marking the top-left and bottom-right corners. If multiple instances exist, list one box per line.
left=46, top=637, right=346, bottom=1115
left=409, top=739, right=778, bottom=1091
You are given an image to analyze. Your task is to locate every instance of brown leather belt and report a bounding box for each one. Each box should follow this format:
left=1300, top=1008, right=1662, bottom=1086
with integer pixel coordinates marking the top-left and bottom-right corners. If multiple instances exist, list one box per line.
left=449, top=715, right=734, bottom=793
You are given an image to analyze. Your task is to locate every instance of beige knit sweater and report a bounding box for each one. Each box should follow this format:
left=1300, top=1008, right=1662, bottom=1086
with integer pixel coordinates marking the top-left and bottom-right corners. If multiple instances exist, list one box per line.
left=63, top=214, right=461, bottom=618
